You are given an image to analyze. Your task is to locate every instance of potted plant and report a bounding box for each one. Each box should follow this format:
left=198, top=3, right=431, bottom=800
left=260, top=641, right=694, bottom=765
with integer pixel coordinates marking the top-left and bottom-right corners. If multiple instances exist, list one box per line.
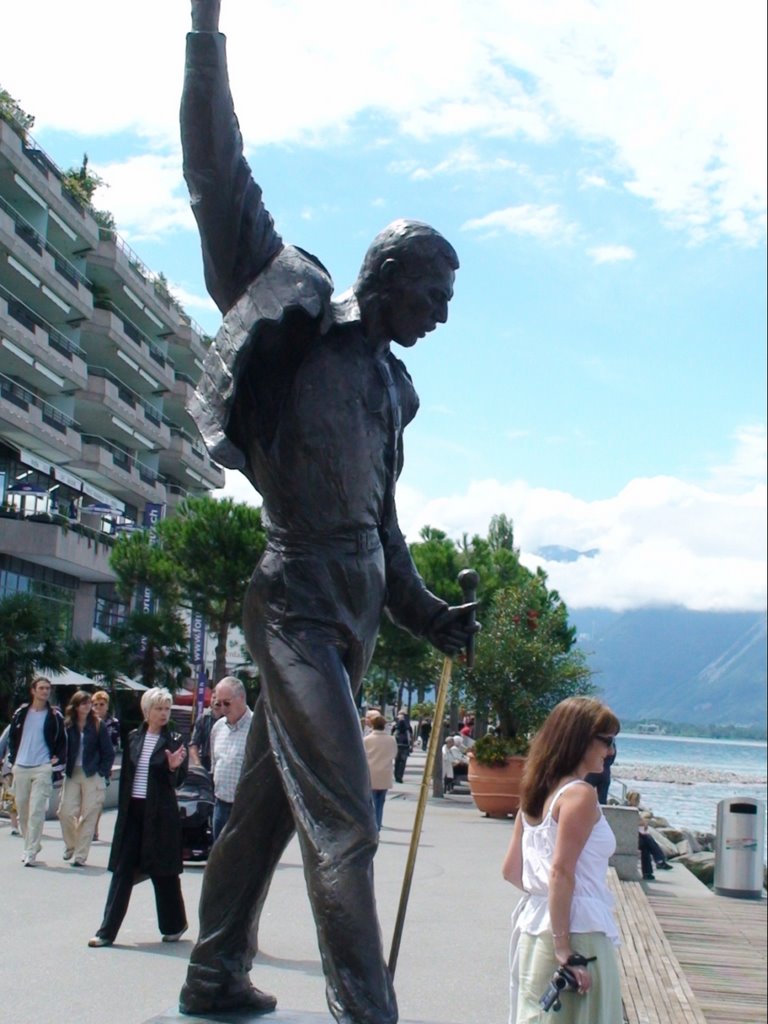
left=467, top=732, right=529, bottom=818
left=458, top=571, right=593, bottom=818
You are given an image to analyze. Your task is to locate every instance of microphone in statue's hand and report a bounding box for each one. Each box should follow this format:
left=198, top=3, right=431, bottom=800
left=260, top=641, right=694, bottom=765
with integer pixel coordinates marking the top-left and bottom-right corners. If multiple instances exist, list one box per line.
left=426, top=600, right=480, bottom=657
left=458, top=568, right=479, bottom=668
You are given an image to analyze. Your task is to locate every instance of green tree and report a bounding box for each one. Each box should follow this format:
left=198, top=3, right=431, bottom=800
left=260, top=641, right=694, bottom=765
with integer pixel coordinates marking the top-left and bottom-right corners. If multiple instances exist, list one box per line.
left=159, top=497, right=267, bottom=683
left=111, top=610, right=190, bottom=688
left=109, top=529, right=180, bottom=605
left=0, top=594, right=65, bottom=722
left=0, top=86, right=35, bottom=139
left=61, top=153, right=115, bottom=228
left=364, top=514, right=591, bottom=747
left=61, top=153, right=104, bottom=205
left=458, top=570, right=593, bottom=748
left=64, top=637, right=125, bottom=695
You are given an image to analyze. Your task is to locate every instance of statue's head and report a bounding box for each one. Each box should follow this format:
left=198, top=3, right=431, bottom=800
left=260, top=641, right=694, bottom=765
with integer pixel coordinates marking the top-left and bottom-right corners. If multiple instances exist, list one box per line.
left=355, top=220, right=459, bottom=347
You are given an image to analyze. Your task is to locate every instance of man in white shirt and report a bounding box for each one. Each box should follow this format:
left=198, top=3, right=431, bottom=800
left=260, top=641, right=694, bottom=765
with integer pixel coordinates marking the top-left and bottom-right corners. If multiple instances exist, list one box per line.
left=209, top=677, right=252, bottom=840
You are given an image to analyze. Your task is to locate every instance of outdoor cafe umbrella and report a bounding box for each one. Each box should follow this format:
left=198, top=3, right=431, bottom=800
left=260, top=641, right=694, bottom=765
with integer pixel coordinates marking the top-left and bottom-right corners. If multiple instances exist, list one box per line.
left=8, top=482, right=48, bottom=496
left=45, top=668, right=147, bottom=692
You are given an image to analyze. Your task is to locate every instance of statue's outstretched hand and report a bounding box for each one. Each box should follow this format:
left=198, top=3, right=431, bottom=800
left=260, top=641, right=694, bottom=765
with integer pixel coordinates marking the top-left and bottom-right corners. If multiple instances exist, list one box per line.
left=426, top=603, right=480, bottom=657
left=191, top=0, right=221, bottom=33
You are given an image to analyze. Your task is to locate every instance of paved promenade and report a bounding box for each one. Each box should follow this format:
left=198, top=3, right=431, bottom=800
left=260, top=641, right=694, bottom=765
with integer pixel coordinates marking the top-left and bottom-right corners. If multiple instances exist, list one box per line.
left=1, top=751, right=516, bottom=1024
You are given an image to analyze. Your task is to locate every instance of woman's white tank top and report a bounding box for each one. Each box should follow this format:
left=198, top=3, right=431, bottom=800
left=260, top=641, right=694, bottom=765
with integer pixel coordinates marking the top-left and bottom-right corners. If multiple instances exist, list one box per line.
left=517, top=779, right=620, bottom=945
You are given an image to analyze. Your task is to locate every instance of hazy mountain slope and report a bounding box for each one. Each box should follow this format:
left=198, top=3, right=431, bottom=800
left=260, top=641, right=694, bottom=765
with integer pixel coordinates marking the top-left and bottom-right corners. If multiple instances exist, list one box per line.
left=572, top=608, right=767, bottom=726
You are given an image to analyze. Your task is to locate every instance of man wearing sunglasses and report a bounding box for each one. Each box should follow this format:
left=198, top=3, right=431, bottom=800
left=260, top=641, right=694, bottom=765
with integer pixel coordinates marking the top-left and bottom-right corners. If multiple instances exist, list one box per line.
left=208, top=678, right=251, bottom=840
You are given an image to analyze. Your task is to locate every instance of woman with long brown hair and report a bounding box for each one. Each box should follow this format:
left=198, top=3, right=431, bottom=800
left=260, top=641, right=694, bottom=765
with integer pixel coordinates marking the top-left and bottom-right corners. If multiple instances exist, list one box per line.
left=59, top=690, right=114, bottom=866
left=502, top=696, right=622, bottom=1023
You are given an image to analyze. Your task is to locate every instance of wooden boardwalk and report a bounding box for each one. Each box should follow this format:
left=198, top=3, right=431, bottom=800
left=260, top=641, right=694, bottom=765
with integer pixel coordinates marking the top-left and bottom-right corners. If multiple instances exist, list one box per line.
left=647, top=889, right=767, bottom=1024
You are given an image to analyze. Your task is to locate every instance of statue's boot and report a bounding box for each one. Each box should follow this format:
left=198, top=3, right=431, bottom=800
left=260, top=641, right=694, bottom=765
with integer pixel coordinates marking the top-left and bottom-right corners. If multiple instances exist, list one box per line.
left=179, top=965, right=277, bottom=1016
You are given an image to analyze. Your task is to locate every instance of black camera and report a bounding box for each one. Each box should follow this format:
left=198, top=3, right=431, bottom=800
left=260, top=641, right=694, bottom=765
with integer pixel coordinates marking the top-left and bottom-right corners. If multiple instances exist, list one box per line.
left=538, top=965, right=578, bottom=1013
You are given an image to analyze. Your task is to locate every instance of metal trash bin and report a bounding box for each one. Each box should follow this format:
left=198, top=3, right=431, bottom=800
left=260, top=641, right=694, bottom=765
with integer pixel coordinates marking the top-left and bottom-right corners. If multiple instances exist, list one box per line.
left=714, top=798, right=765, bottom=899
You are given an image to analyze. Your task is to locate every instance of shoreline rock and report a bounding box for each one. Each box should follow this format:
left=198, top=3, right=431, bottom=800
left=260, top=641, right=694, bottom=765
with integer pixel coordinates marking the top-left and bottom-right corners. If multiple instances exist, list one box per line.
left=615, top=762, right=766, bottom=786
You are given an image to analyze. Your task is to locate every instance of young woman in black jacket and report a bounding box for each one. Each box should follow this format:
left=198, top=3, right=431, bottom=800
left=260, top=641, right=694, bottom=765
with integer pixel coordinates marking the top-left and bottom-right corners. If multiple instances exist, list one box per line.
left=58, top=690, right=114, bottom=866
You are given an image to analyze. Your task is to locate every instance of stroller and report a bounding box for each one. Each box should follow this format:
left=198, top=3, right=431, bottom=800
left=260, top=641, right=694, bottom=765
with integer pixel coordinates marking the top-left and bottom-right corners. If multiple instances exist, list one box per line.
left=177, top=765, right=214, bottom=863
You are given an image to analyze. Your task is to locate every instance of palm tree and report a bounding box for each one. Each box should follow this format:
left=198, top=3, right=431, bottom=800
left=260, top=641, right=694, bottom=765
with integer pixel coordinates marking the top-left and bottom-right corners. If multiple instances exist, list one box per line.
left=0, top=593, right=65, bottom=722
left=111, top=609, right=190, bottom=689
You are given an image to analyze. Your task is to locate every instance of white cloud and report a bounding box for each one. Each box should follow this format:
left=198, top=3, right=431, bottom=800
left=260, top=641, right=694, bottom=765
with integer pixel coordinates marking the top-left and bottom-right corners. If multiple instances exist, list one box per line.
left=214, top=427, right=767, bottom=614
left=3, top=0, right=763, bottom=245
left=580, top=173, right=610, bottom=190
left=462, top=204, right=574, bottom=239
left=707, top=425, right=767, bottom=493
left=395, top=429, right=767, bottom=612
left=587, top=245, right=636, bottom=264
left=167, top=284, right=218, bottom=316
left=91, top=154, right=193, bottom=241
left=406, top=146, right=524, bottom=181
left=214, top=473, right=262, bottom=510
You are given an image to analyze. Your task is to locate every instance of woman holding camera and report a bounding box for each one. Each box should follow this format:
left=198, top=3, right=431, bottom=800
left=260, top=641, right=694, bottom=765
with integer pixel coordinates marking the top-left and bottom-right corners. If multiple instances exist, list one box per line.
left=502, top=696, right=622, bottom=1023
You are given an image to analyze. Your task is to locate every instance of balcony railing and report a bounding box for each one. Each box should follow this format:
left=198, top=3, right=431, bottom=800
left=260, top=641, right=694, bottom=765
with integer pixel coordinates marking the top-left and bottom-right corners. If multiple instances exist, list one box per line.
left=81, top=434, right=160, bottom=484
left=97, top=228, right=212, bottom=341
left=0, top=370, right=78, bottom=432
left=174, top=370, right=198, bottom=387
left=0, top=282, right=87, bottom=361
left=169, top=424, right=206, bottom=460
left=0, top=194, right=92, bottom=289
left=92, top=299, right=173, bottom=370
left=88, top=366, right=163, bottom=425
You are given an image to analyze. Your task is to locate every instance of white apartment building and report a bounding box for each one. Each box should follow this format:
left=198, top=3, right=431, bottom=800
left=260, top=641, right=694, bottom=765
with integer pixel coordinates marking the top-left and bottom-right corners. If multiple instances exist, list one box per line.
left=0, top=111, right=223, bottom=641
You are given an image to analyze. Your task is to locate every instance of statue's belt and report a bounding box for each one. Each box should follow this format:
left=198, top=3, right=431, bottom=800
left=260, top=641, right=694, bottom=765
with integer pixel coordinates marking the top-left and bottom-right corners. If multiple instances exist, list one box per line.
left=266, top=525, right=382, bottom=557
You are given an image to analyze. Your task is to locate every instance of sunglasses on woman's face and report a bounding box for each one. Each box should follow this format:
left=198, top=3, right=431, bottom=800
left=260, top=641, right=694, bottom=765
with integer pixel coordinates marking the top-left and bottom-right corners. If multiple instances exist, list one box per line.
left=595, top=734, right=616, bottom=749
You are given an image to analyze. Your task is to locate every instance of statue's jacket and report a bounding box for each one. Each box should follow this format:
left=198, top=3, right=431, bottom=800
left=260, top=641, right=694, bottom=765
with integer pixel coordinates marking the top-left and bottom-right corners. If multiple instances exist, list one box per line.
left=181, top=31, right=446, bottom=640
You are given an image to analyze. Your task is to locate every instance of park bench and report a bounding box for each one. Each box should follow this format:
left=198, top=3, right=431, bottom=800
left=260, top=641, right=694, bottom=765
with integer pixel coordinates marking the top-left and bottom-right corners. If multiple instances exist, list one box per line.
left=607, top=868, right=707, bottom=1024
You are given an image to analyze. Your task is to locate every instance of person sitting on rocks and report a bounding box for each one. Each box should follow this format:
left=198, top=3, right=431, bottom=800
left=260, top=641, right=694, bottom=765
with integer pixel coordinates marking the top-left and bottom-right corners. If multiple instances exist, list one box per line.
left=638, top=823, right=673, bottom=880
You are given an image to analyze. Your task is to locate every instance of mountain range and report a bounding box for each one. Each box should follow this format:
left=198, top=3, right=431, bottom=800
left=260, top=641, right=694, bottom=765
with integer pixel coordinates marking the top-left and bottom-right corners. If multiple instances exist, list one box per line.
left=572, top=607, right=767, bottom=727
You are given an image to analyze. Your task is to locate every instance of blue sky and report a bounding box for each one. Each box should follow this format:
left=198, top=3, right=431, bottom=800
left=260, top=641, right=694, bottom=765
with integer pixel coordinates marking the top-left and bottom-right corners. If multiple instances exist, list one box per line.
left=3, top=0, right=766, bottom=612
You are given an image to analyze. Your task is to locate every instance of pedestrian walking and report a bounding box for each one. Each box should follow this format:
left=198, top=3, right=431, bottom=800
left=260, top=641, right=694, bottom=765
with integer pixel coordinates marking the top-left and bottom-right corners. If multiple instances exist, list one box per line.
left=88, top=687, right=188, bottom=947
left=58, top=691, right=114, bottom=866
left=363, top=715, right=397, bottom=831
left=6, top=677, right=66, bottom=866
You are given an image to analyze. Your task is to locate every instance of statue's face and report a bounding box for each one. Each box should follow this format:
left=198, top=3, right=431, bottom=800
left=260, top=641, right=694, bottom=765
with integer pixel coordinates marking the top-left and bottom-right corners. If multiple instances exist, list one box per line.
left=382, top=262, right=455, bottom=348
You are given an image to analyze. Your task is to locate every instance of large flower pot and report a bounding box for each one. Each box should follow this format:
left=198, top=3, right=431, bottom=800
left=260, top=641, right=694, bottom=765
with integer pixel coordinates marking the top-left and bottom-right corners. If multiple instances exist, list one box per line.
left=468, top=754, right=526, bottom=818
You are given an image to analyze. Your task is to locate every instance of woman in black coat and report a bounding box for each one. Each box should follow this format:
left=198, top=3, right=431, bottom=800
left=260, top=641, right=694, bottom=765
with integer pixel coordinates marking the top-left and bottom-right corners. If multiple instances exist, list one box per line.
left=88, top=687, right=188, bottom=947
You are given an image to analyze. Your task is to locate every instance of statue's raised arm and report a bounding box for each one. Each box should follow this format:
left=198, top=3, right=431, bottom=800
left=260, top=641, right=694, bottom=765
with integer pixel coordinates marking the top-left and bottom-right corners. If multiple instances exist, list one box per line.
left=190, top=0, right=220, bottom=34
left=182, top=0, right=282, bottom=314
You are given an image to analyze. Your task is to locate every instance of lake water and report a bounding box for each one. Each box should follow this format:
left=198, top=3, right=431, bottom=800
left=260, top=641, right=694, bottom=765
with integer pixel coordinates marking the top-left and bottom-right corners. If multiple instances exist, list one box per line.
left=612, top=733, right=767, bottom=835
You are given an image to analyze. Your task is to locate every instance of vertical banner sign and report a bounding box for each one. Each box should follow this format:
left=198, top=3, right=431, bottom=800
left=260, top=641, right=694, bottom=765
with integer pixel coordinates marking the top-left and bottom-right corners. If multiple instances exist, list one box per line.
left=190, top=608, right=207, bottom=723
left=138, top=502, right=165, bottom=654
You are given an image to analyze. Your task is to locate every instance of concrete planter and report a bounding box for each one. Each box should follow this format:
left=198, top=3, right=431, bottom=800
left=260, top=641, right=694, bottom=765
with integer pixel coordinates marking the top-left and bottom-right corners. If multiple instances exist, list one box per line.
left=467, top=753, right=526, bottom=818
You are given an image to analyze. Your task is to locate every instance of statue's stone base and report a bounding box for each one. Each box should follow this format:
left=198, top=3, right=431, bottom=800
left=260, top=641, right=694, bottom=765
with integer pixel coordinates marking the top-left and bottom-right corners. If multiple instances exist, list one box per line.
left=144, top=1011, right=447, bottom=1024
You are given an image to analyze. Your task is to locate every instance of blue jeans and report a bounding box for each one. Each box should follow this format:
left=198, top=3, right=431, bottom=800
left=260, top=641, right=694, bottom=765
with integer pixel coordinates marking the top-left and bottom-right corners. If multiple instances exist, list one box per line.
left=371, top=790, right=387, bottom=831
left=212, top=798, right=233, bottom=840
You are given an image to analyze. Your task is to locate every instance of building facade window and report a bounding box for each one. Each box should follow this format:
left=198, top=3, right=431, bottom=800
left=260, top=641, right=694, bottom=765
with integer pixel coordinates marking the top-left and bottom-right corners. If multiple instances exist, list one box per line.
left=94, top=582, right=129, bottom=637
left=0, top=554, right=77, bottom=638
